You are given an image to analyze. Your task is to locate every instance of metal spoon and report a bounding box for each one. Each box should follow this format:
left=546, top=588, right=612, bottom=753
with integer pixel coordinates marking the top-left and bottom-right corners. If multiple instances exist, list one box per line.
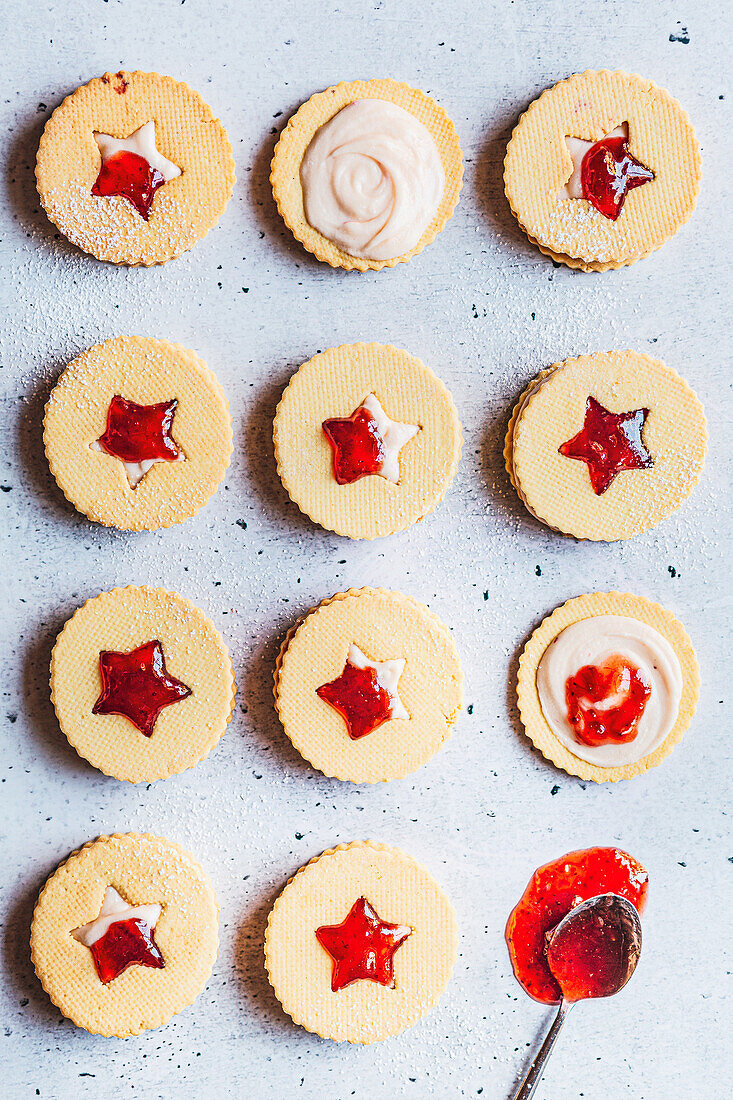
left=512, top=893, right=642, bottom=1100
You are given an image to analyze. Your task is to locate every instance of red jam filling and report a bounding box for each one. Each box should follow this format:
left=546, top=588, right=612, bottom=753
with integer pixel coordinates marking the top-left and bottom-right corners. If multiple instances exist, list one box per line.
left=322, top=406, right=385, bottom=484
left=505, top=847, right=648, bottom=1004
left=316, top=660, right=395, bottom=739
left=90, top=917, right=165, bottom=984
left=559, top=395, right=652, bottom=495
left=545, top=901, right=632, bottom=1002
left=98, top=395, right=180, bottom=465
left=316, top=896, right=412, bottom=992
left=92, top=639, right=192, bottom=737
left=92, top=150, right=165, bottom=220
left=580, top=135, right=654, bottom=220
left=566, top=655, right=651, bottom=746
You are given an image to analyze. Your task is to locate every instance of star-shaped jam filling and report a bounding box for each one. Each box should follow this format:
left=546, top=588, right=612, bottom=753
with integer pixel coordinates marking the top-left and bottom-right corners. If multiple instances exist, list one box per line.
left=561, top=123, right=654, bottom=220
left=316, top=896, right=412, bottom=992
left=322, top=393, right=419, bottom=485
left=558, top=395, right=653, bottom=495
left=92, top=121, right=181, bottom=220
left=565, top=654, right=652, bottom=747
left=92, top=639, right=192, bottom=737
left=315, top=643, right=409, bottom=739
left=92, top=395, right=182, bottom=488
left=71, top=886, right=164, bottom=984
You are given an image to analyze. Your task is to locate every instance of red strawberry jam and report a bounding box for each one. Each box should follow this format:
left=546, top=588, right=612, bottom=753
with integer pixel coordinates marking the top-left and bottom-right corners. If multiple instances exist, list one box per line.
left=316, top=897, right=412, bottom=992
left=559, top=395, right=652, bottom=495
left=92, top=639, right=192, bottom=737
left=92, top=150, right=165, bottom=220
left=581, top=135, right=654, bottom=220
left=545, top=898, right=635, bottom=1002
left=90, top=917, right=165, bottom=984
left=322, top=406, right=385, bottom=484
left=316, top=660, right=395, bottom=739
left=98, top=395, right=180, bottom=465
left=506, top=847, right=648, bottom=1004
left=566, top=655, right=651, bottom=746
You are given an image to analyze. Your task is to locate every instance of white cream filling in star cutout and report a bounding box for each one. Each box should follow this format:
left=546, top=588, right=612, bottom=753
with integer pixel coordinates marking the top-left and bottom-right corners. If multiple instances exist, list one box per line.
left=71, top=886, right=162, bottom=948
left=560, top=123, right=627, bottom=200
left=90, top=439, right=184, bottom=488
left=361, top=393, right=419, bottom=483
left=93, top=121, right=182, bottom=181
left=348, top=643, right=410, bottom=721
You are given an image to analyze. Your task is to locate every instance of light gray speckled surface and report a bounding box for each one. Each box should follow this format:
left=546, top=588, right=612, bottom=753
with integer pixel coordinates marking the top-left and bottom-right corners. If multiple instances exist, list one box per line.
left=2, top=1, right=732, bottom=1097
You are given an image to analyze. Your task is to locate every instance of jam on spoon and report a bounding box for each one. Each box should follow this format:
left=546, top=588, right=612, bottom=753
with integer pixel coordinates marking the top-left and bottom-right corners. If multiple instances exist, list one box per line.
left=316, top=896, right=412, bottom=992
left=565, top=655, right=651, bottom=746
left=559, top=395, right=653, bottom=495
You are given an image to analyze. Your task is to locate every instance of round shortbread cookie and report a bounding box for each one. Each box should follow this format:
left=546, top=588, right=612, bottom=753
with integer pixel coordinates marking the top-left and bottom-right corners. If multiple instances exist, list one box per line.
left=504, top=351, right=707, bottom=541
left=44, top=336, right=233, bottom=531
left=271, top=79, right=463, bottom=271
left=274, top=342, right=462, bottom=539
left=274, top=588, right=463, bottom=783
left=51, top=586, right=235, bottom=782
left=517, top=592, right=699, bottom=782
left=264, top=841, right=458, bottom=1043
left=31, top=833, right=218, bottom=1036
left=36, top=70, right=235, bottom=265
left=504, top=70, right=701, bottom=271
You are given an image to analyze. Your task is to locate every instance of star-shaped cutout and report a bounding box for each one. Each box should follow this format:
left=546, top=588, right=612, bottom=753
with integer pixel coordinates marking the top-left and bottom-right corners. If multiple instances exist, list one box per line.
left=91, top=395, right=183, bottom=488
left=559, top=395, right=653, bottom=495
left=71, top=886, right=164, bottom=984
left=561, top=123, right=654, bottom=220
left=316, top=896, right=412, bottom=992
left=316, top=643, right=409, bottom=740
left=92, top=121, right=181, bottom=220
left=92, top=639, right=192, bottom=737
left=322, top=393, right=419, bottom=485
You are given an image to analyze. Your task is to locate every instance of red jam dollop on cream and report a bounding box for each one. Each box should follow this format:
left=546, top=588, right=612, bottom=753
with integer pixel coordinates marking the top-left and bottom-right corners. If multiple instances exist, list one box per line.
left=316, top=896, right=412, bottom=991
left=565, top=655, right=651, bottom=746
left=505, top=847, right=648, bottom=1004
left=558, top=395, right=652, bottom=495
left=316, top=643, right=409, bottom=740
left=92, top=639, right=192, bottom=737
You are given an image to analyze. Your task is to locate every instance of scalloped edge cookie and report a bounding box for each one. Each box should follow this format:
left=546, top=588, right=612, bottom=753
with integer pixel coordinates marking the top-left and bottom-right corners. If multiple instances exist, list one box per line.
left=271, top=79, right=463, bottom=271
left=264, top=840, right=458, bottom=1043
left=517, top=592, right=699, bottom=781
left=273, top=342, right=462, bottom=539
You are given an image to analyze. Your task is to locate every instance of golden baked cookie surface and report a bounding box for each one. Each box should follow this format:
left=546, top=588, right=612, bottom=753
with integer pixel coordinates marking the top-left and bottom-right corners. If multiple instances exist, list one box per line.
left=504, top=70, right=701, bottom=270
left=30, top=833, right=218, bottom=1036
left=44, top=336, right=233, bottom=531
left=51, top=585, right=235, bottom=782
left=264, top=841, right=458, bottom=1043
left=271, top=79, right=463, bottom=270
left=274, top=342, right=462, bottom=539
left=36, top=70, right=235, bottom=265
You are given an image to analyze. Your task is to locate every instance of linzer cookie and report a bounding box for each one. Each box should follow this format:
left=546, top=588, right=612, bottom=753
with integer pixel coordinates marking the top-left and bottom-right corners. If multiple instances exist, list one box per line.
left=264, top=841, right=458, bottom=1043
left=504, top=351, right=706, bottom=541
left=30, top=833, right=218, bottom=1036
left=504, top=70, right=701, bottom=270
left=271, top=79, right=463, bottom=270
left=274, top=343, right=462, bottom=539
left=51, top=586, right=235, bottom=782
left=517, top=592, right=699, bottom=782
left=36, top=71, right=235, bottom=265
left=44, top=336, right=232, bottom=531
left=274, top=587, right=463, bottom=783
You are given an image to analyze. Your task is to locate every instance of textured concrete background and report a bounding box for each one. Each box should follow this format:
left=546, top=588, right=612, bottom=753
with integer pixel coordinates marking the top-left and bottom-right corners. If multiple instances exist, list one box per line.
left=2, top=1, right=731, bottom=1097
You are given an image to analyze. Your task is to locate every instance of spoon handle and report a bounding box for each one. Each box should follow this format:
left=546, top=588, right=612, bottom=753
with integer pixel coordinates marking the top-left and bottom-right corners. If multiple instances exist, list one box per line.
left=513, top=999, right=573, bottom=1100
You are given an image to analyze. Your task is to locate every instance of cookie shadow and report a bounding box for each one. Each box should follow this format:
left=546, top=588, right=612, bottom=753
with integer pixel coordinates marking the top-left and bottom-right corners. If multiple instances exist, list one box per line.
left=473, top=104, right=542, bottom=264
left=233, top=883, right=297, bottom=1036
left=479, top=392, right=549, bottom=540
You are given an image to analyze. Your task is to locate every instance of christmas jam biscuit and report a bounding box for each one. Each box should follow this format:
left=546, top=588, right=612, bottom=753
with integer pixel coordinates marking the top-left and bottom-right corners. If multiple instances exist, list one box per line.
left=51, top=586, right=235, bottom=783
left=36, top=70, right=235, bottom=265
left=504, top=70, right=701, bottom=271
left=30, top=833, right=218, bottom=1036
left=517, top=592, right=699, bottom=782
left=264, top=841, right=458, bottom=1043
left=44, top=336, right=233, bottom=531
left=271, top=79, right=463, bottom=270
left=274, top=588, right=463, bottom=783
left=274, top=343, right=462, bottom=539
left=504, top=350, right=707, bottom=541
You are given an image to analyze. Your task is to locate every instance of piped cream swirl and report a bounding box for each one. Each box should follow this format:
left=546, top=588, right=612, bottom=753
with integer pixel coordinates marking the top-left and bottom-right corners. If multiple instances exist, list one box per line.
left=300, top=99, right=444, bottom=261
